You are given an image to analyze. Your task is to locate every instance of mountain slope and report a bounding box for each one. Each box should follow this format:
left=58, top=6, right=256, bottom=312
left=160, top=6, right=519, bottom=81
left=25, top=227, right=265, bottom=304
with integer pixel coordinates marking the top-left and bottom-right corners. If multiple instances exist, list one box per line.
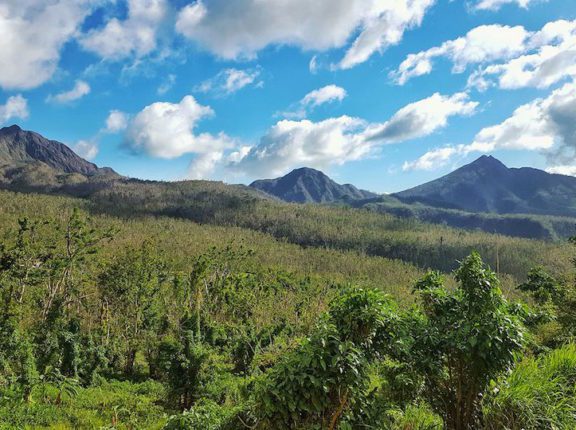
left=394, top=155, right=576, bottom=218
left=0, top=125, right=112, bottom=176
left=250, top=167, right=377, bottom=203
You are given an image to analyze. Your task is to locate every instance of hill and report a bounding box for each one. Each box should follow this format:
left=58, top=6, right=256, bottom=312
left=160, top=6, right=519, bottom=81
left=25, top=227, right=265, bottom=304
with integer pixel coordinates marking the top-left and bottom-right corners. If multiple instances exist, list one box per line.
left=250, top=167, right=377, bottom=203
left=394, top=155, right=576, bottom=218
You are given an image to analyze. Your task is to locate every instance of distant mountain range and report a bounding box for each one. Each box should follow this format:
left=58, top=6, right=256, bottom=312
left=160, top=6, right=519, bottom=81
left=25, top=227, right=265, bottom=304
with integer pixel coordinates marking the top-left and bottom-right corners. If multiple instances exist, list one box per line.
left=250, top=155, right=576, bottom=219
left=250, top=167, right=376, bottom=203
left=394, top=155, right=576, bottom=218
left=0, top=124, right=575, bottom=240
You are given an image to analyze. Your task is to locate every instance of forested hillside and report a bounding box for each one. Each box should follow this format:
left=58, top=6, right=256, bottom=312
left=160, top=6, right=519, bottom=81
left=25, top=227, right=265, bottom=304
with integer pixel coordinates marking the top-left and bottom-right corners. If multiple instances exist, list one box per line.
left=1, top=127, right=576, bottom=429
left=0, top=189, right=575, bottom=429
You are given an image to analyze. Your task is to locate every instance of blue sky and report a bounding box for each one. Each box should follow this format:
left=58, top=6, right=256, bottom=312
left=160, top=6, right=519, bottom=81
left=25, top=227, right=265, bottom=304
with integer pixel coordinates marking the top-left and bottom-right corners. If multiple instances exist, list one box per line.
left=0, top=0, right=575, bottom=193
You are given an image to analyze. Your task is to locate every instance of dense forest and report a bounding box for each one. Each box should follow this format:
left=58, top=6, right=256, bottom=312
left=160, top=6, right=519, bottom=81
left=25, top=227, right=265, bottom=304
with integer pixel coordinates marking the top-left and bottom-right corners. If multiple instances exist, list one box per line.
left=0, top=189, right=575, bottom=429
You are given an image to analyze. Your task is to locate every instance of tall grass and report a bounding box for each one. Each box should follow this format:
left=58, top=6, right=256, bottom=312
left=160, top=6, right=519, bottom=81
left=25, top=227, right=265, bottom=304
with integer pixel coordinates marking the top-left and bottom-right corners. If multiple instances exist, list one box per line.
left=484, top=344, right=576, bottom=429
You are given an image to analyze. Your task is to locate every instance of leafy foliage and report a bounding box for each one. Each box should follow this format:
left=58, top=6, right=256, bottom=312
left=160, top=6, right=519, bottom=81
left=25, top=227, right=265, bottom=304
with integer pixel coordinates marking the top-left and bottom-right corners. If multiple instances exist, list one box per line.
left=408, top=253, right=526, bottom=429
left=0, top=189, right=573, bottom=429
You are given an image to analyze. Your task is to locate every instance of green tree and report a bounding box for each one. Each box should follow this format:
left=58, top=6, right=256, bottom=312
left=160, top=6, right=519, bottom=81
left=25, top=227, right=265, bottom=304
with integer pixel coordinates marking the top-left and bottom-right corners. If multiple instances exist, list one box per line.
left=35, top=209, right=113, bottom=375
left=98, top=241, right=166, bottom=376
left=255, top=288, right=400, bottom=429
left=157, top=329, right=233, bottom=410
left=408, top=252, right=525, bottom=430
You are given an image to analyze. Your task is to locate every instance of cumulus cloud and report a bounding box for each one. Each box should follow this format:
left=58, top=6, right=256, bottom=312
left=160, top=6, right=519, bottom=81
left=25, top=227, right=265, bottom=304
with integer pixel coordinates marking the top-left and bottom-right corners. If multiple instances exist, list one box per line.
left=473, top=0, right=542, bottom=11
left=188, top=151, right=224, bottom=180
left=80, top=0, right=167, bottom=60
left=231, top=92, right=477, bottom=178
left=73, top=140, right=98, bottom=160
left=124, top=95, right=232, bottom=159
left=468, top=20, right=576, bottom=90
left=393, top=18, right=576, bottom=90
left=176, top=0, right=435, bottom=69
left=195, top=68, right=261, bottom=97
left=392, top=24, right=530, bottom=84
left=0, top=0, right=96, bottom=90
left=47, top=80, right=91, bottom=104
left=281, top=85, right=347, bottom=119
left=302, top=85, right=347, bottom=108
left=366, top=92, right=478, bottom=143
left=105, top=110, right=129, bottom=133
left=0, top=95, right=29, bottom=124
left=229, top=116, right=367, bottom=177
left=404, top=82, right=576, bottom=171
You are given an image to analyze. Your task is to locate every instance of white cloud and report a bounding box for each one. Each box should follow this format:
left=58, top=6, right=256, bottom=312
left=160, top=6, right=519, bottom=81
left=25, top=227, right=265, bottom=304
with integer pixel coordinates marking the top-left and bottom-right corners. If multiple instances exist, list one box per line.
left=546, top=165, right=576, bottom=177
left=0, top=95, right=29, bottom=124
left=195, top=68, right=261, bottom=97
left=473, top=0, right=543, bottom=11
left=230, top=116, right=368, bottom=177
left=404, top=82, right=576, bottom=171
left=47, top=80, right=91, bottom=104
left=105, top=110, right=129, bottom=133
left=176, top=0, right=435, bottom=69
left=403, top=147, right=458, bottom=171
left=188, top=151, right=224, bottom=180
left=80, top=0, right=167, bottom=60
left=309, top=56, right=319, bottom=74
left=393, top=18, right=576, bottom=90
left=392, top=24, right=530, bottom=84
left=70, top=108, right=128, bottom=159
left=73, top=140, right=98, bottom=160
left=337, top=0, right=435, bottom=70
left=365, top=92, right=478, bottom=143
left=302, top=85, right=347, bottom=108
left=124, top=95, right=232, bottom=159
left=157, top=74, right=176, bottom=95
left=280, top=85, right=347, bottom=119
left=232, top=91, right=477, bottom=178
left=0, top=0, right=96, bottom=90
left=468, top=20, right=576, bottom=90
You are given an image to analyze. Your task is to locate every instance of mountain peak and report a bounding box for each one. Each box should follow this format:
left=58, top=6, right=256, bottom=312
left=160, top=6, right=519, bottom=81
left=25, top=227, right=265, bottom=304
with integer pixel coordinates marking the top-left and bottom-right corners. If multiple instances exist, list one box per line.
left=286, top=167, right=327, bottom=178
left=395, top=155, right=576, bottom=216
left=469, top=155, right=507, bottom=170
left=0, top=126, right=112, bottom=176
left=250, top=167, right=376, bottom=203
left=0, top=124, right=22, bottom=134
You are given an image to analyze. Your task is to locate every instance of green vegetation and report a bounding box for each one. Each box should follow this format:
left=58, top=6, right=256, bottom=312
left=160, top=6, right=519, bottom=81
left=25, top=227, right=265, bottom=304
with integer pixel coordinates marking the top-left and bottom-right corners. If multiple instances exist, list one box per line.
left=358, top=197, right=576, bottom=241
left=0, top=188, right=575, bottom=429
left=88, top=180, right=572, bottom=278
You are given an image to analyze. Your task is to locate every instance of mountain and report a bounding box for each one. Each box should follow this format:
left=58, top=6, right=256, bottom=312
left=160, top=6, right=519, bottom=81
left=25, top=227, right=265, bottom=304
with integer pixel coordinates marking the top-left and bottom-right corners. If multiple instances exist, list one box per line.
left=0, top=125, right=574, bottom=240
left=394, top=155, right=576, bottom=218
left=250, top=167, right=377, bottom=203
left=0, top=125, right=114, bottom=176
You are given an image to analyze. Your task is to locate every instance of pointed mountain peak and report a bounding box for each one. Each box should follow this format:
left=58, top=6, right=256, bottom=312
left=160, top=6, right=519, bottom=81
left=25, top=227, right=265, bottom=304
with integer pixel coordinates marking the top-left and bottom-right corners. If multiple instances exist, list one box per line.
left=250, top=167, right=376, bottom=203
left=468, top=155, right=508, bottom=170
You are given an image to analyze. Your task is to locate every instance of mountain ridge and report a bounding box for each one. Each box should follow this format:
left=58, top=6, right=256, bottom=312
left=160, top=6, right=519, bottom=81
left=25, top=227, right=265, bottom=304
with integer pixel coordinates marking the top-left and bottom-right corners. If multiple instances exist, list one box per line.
left=393, top=155, right=576, bottom=218
left=0, top=125, right=116, bottom=176
left=250, top=167, right=378, bottom=203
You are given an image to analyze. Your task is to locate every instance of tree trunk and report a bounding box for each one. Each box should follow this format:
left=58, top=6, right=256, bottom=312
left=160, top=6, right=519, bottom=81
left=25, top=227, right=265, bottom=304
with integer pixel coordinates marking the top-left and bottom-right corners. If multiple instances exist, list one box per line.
left=125, top=349, right=137, bottom=376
